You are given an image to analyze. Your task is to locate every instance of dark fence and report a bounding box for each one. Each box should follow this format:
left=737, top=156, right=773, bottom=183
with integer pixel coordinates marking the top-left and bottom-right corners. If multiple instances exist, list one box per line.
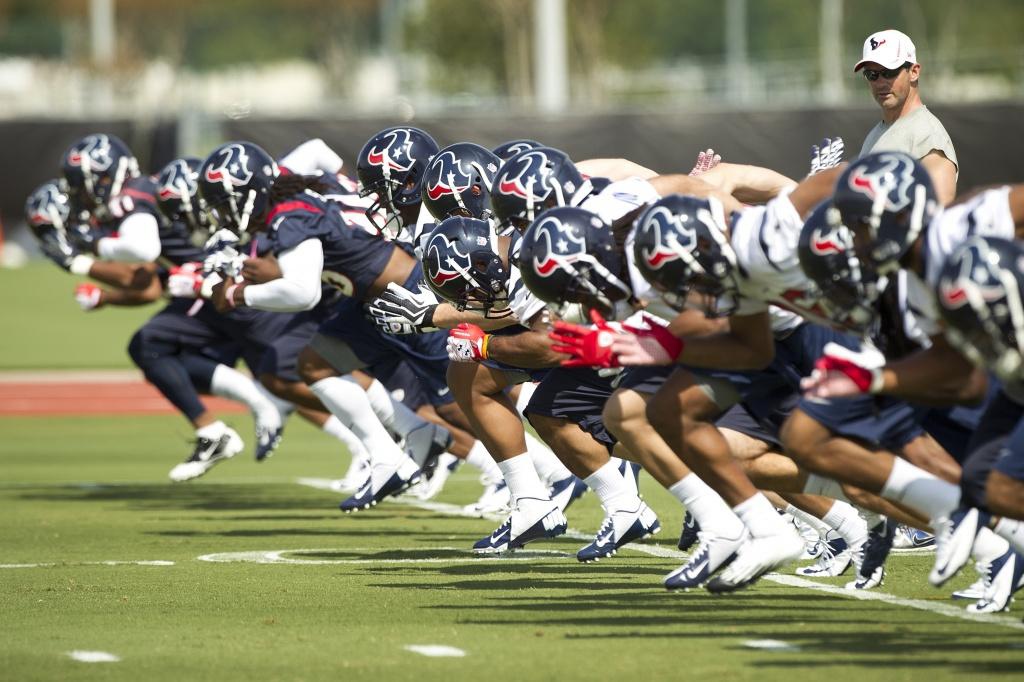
left=4, top=102, right=1022, bottom=241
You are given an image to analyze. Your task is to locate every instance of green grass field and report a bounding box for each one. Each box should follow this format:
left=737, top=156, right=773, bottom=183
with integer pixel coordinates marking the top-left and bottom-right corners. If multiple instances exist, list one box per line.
left=3, top=262, right=1024, bottom=680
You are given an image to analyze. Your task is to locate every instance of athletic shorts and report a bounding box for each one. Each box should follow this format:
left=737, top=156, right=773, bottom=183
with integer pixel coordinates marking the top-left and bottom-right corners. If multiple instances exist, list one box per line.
left=524, top=367, right=617, bottom=450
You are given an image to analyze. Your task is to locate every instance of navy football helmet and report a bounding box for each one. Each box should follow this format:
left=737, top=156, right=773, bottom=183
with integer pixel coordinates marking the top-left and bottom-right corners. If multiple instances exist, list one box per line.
left=517, top=206, right=631, bottom=318
left=156, top=157, right=212, bottom=240
left=61, top=133, right=139, bottom=218
left=632, top=194, right=737, bottom=317
left=421, top=143, right=501, bottom=221
left=490, top=147, right=587, bottom=236
left=356, top=126, right=439, bottom=238
left=833, top=151, right=938, bottom=276
left=936, top=236, right=1024, bottom=381
left=492, top=139, right=543, bottom=162
left=422, top=216, right=509, bottom=315
left=797, top=201, right=879, bottom=334
left=198, top=142, right=279, bottom=237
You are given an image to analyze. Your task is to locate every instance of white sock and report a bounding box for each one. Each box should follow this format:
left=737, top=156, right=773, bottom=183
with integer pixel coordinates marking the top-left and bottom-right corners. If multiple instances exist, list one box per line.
left=856, top=507, right=883, bottom=529
left=255, top=383, right=295, bottom=420
left=196, top=420, right=226, bottom=440
left=322, top=415, right=370, bottom=462
left=210, top=365, right=281, bottom=431
left=611, top=456, right=640, bottom=497
left=669, top=474, right=745, bottom=538
left=994, top=517, right=1024, bottom=557
left=733, top=493, right=791, bottom=538
left=364, top=378, right=426, bottom=438
left=802, top=474, right=850, bottom=502
left=515, top=382, right=537, bottom=417
left=785, top=504, right=832, bottom=536
left=584, top=459, right=640, bottom=513
left=465, top=440, right=502, bottom=480
left=821, top=500, right=870, bottom=546
left=310, top=376, right=405, bottom=466
left=972, top=526, right=1010, bottom=563
left=880, top=457, right=961, bottom=521
left=496, top=452, right=549, bottom=503
left=525, top=431, right=572, bottom=485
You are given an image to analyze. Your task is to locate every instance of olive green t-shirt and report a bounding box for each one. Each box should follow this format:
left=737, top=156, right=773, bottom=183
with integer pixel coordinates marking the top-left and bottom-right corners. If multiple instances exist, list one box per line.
left=859, top=105, right=958, bottom=173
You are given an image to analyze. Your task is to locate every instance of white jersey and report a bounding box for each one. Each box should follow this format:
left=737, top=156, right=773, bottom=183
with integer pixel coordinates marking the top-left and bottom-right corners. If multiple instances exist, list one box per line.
left=507, top=177, right=661, bottom=325
left=726, top=190, right=810, bottom=334
left=905, top=186, right=1015, bottom=335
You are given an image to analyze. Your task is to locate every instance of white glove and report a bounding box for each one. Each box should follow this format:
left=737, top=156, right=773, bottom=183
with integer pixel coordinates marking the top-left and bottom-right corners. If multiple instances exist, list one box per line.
left=801, top=341, right=886, bottom=398
left=367, top=282, right=441, bottom=335
left=74, top=282, right=103, bottom=311
left=809, top=137, right=845, bottom=176
left=204, top=229, right=240, bottom=251
left=203, top=248, right=245, bottom=279
left=688, top=149, right=722, bottom=176
left=167, top=263, right=203, bottom=299
left=199, top=271, right=224, bottom=300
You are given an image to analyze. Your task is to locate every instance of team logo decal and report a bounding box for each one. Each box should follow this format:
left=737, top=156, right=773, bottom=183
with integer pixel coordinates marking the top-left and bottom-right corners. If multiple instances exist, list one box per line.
left=530, top=215, right=586, bottom=277
left=425, top=232, right=468, bottom=287
left=809, top=226, right=846, bottom=256
left=204, top=144, right=254, bottom=187
left=847, top=153, right=916, bottom=212
left=496, top=151, right=550, bottom=200
left=640, top=207, right=695, bottom=270
left=67, top=134, right=114, bottom=171
left=939, top=241, right=1007, bottom=309
left=869, top=37, right=886, bottom=50
left=366, top=129, right=416, bottom=172
left=158, top=160, right=196, bottom=200
left=425, top=151, right=473, bottom=201
left=26, top=183, right=68, bottom=226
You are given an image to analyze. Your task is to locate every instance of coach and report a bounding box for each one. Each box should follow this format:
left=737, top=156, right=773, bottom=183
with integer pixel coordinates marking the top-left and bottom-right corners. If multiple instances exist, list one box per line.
left=855, top=29, right=958, bottom=204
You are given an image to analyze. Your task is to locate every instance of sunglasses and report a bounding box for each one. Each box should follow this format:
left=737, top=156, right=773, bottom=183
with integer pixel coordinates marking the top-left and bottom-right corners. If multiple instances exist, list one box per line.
left=863, top=62, right=911, bottom=81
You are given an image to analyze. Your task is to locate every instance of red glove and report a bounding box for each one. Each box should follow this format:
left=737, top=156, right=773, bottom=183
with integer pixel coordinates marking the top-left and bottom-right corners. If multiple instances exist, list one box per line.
left=549, top=309, right=620, bottom=368
left=167, top=262, right=204, bottom=299
left=74, top=282, right=103, bottom=311
left=801, top=342, right=885, bottom=398
left=447, top=323, right=491, bottom=362
left=616, top=314, right=685, bottom=365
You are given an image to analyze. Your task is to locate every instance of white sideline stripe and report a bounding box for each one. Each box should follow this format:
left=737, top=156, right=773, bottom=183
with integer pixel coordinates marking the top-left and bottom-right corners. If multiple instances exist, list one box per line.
left=67, top=650, right=121, bottom=663
left=1, top=560, right=174, bottom=569
left=404, top=645, right=466, bottom=658
left=743, top=639, right=801, bottom=652
left=296, top=477, right=1024, bottom=632
left=197, top=547, right=569, bottom=565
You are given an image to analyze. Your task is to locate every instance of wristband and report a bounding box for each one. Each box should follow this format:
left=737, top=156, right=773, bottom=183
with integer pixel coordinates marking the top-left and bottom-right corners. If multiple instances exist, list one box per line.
left=69, top=255, right=95, bottom=276
left=480, top=334, right=492, bottom=360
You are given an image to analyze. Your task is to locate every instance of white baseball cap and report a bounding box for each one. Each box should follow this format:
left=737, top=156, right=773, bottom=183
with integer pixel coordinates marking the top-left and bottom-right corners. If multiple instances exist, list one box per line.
left=853, top=29, right=917, bottom=72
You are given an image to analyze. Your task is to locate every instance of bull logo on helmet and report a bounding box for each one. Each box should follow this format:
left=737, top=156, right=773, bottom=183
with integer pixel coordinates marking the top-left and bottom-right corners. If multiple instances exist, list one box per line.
left=425, top=151, right=474, bottom=201
left=640, top=207, right=696, bottom=270
left=204, top=144, right=254, bottom=187
left=26, top=183, right=68, bottom=227
left=530, top=214, right=588, bottom=278
left=67, top=135, right=114, bottom=172
left=496, top=151, right=551, bottom=201
left=939, top=240, right=1009, bottom=310
left=809, top=226, right=847, bottom=257
left=847, top=153, right=917, bottom=212
left=158, top=160, right=196, bottom=201
left=366, top=129, right=416, bottom=172
left=424, top=232, right=469, bottom=287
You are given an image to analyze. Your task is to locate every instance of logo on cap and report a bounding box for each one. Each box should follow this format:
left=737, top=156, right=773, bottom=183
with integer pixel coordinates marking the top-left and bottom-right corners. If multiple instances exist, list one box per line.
left=870, top=37, right=886, bottom=50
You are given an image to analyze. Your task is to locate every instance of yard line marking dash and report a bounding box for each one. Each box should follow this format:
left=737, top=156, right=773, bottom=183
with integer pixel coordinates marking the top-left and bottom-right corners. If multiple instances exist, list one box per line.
left=67, top=650, right=121, bottom=663
left=295, top=477, right=1024, bottom=632
left=404, top=645, right=466, bottom=657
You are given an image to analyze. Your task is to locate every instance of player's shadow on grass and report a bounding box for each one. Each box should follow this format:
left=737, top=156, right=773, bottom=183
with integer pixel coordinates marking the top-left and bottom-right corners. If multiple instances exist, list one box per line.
left=18, top=483, right=341, bottom=512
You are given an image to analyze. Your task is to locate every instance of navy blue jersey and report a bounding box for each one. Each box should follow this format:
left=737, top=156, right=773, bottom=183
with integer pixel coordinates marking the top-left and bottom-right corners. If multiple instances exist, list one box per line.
left=265, top=189, right=395, bottom=301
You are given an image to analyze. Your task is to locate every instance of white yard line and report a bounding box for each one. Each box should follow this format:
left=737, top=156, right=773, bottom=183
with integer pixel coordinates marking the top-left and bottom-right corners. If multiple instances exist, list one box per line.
left=296, top=477, right=1024, bottom=632
left=403, top=645, right=466, bottom=657
left=66, top=650, right=121, bottom=662
left=0, top=560, right=174, bottom=569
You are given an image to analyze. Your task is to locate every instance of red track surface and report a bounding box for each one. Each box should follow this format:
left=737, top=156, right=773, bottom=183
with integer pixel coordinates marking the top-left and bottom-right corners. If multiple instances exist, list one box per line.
left=0, top=374, right=247, bottom=416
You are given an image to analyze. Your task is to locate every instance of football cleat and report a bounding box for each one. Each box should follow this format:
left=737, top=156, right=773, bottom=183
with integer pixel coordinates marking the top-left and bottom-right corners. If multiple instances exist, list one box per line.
left=844, top=518, right=894, bottom=590
left=411, top=452, right=460, bottom=500
left=966, top=548, right=1024, bottom=614
left=678, top=511, right=701, bottom=552
left=931, top=507, right=985, bottom=587
left=331, top=452, right=371, bottom=494
left=339, top=457, right=421, bottom=513
left=796, top=531, right=851, bottom=577
left=548, top=474, right=588, bottom=515
left=893, top=524, right=936, bottom=551
left=952, top=576, right=986, bottom=601
left=705, top=527, right=805, bottom=593
left=464, top=478, right=512, bottom=517
left=664, top=531, right=744, bottom=590
left=254, top=424, right=283, bottom=462
left=576, top=502, right=661, bottom=563
left=169, top=427, right=244, bottom=482
left=472, top=497, right=567, bottom=553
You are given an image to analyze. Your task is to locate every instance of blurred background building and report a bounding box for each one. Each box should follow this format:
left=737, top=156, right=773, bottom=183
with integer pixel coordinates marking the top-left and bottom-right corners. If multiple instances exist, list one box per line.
left=2, top=0, right=1023, bottom=257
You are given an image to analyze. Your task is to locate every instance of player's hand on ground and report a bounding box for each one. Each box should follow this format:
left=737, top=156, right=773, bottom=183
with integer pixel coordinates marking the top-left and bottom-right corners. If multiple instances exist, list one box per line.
left=613, top=314, right=685, bottom=365
left=74, top=282, right=103, bottom=311
left=800, top=341, right=885, bottom=398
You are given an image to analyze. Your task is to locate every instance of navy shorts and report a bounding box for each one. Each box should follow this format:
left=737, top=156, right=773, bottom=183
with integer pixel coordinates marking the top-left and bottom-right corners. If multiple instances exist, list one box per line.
left=994, top=417, right=1024, bottom=483
left=316, top=265, right=453, bottom=405
left=524, top=367, right=617, bottom=450
left=715, top=389, right=799, bottom=450
left=255, top=309, right=321, bottom=383
left=616, top=366, right=673, bottom=394
left=369, top=357, right=431, bottom=410
left=957, top=390, right=1024, bottom=507
left=481, top=325, right=549, bottom=383
left=786, top=323, right=924, bottom=450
